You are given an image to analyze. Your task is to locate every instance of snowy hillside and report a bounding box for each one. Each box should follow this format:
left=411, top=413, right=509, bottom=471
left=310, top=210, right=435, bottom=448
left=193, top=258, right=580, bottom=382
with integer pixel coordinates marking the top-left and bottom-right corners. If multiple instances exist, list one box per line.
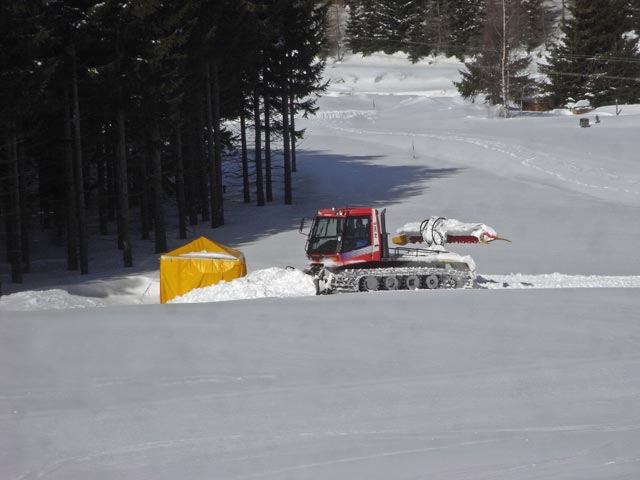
left=2, top=53, right=640, bottom=479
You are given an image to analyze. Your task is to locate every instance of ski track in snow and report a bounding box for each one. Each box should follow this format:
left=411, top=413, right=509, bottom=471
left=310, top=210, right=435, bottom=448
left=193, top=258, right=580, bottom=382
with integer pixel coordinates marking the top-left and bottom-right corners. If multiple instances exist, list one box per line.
left=174, top=270, right=640, bottom=304
left=317, top=122, right=640, bottom=201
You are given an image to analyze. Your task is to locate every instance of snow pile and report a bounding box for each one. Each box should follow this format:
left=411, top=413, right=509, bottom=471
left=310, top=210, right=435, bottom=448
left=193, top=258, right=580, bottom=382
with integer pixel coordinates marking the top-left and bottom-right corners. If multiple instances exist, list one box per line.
left=169, top=267, right=316, bottom=303
left=0, top=289, right=103, bottom=311
left=173, top=250, right=239, bottom=260
left=0, top=276, right=159, bottom=311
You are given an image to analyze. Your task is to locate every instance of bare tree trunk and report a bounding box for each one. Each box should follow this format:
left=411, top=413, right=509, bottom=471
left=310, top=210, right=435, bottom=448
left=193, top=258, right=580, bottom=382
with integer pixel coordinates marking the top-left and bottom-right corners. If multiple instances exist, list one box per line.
left=196, top=89, right=209, bottom=223
left=98, top=123, right=109, bottom=235
left=139, top=158, right=150, bottom=241
left=211, top=60, right=224, bottom=226
left=334, top=4, right=344, bottom=60
left=282, top=81, right=292, bottom=205
left=253, top=91, right=265, bottom=206
left=501, top=0, right=510, bottom=118
left=435, top=0, right=442, bottom=52
left=175, top=120, right=187, bottom=239
left=107, top=128, right=116, bottom=222
left=290, top=95, right=297, bottom=173
left=240, top=109, right=250, bottom=203
left=150, top=117, right=167, bottom=253
left=264, top=86, right=273, bottom=202
left=8, top=126, right=23, bottom=283
left=20, top=159, right=30, bottom=275
left=64, top=85, right=78, bottom=271
left=71, top=44, right=88, bottom=274
left=116, top=104, right=133, bottom=267
left=184, top=95, right=199, bottom=226
left=205, top=62, right=221, bottom=228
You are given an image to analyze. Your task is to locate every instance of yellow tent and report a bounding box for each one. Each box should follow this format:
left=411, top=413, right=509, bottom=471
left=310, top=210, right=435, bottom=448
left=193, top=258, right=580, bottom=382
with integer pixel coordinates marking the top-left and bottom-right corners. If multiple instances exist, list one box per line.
left=160, top=237, right=247, bottom=304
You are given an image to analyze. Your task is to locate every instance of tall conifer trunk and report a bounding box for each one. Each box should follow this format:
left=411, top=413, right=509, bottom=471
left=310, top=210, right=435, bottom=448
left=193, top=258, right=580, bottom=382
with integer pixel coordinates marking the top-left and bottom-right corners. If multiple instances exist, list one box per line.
left=500, top=0, right=510, bottom=118
left=64, top=85, right=78, bottom=271
left=139, top=157, right=151, bottom=241
left=264, top=85, right=273, bottom=202
left=8, top=126, right=23, bottom=283
left=253, top=91, right=265, bottom=206
left=98, top=123, right=109, bottom=235
left=116, top=104, right=133, bottom=267
left=211, top=60, right=224, bottom=225
left=289, top=95, right=297, bottom=173
left=240, top=109, right=250, bottom=203
left=175, top=121, right=187, bottom=239
left=106, top=129, right=116, bottom=222
left=196, top=84, right=209, bottom=223
left=282, top=80, right=292, bottom=205
left=184, top=93, right=200, bottom=226
left=205, top=62, right=220, bottom=228
left=150, top=116, right=167, bottom=252
left=71, top=44, right=88, bottom=273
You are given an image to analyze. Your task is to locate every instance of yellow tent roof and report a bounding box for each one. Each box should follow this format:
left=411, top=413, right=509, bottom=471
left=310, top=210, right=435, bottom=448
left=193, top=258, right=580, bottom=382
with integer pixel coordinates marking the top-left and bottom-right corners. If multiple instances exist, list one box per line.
left=161, top=236, right=244, bottom=260
left=160, top=237, right=246, bottom=304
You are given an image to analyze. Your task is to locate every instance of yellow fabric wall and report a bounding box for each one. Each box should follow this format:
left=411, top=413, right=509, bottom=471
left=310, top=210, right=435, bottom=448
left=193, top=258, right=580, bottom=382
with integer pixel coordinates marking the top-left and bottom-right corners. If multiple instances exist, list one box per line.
left=159, top=237, right=247, bottom=304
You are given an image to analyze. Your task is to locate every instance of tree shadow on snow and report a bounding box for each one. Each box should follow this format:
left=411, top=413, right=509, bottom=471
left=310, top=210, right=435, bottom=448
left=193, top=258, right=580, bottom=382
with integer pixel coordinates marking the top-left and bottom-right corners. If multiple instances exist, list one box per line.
left=218, top=149, right=462, bottom=247
left=0, top=149, right=461, bottom=294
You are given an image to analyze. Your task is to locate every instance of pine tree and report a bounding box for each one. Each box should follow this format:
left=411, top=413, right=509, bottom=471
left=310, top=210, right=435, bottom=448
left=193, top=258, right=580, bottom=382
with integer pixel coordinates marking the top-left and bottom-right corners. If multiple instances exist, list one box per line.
left=0, top=0, right=327, bottom=281
left=267, top=0, right=327, bottom=204
left=346, top=0, right=379, bottom=55
left=541, top=0, right=640, bottom=108
left=375, top=1, right=402, bottom=54
left=347, top=0, right=430, bottom=60
left=515, top=0, right=551, bottom=51
left=455, top=0, right=536, bottom=115
left=424, top=0, right=450, bottom=55
left=404, top=1, right=432, bottom=61
left=632, top=1, right=640, bottom=31
left=444, top=0, right=485, bottom=59
left=325, top=0, right=349, bottom=60
left=0, top=0, right=43, bottom=282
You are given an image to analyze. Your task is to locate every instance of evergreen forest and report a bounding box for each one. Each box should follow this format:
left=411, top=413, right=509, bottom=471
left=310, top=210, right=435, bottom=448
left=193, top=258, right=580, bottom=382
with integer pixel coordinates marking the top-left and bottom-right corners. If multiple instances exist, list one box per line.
left=1, top=0, right=327, bottom=283
left=344, top=0, right=640, bottom=112
left=2, top=0, right=639, bottom=284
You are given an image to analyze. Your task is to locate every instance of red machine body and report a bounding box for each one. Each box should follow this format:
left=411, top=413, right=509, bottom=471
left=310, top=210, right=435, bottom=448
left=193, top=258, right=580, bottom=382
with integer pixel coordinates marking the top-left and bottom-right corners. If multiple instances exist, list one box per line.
left=304, top=207, right=388, bottom=268
left=302, top=206, right=507, bottom=293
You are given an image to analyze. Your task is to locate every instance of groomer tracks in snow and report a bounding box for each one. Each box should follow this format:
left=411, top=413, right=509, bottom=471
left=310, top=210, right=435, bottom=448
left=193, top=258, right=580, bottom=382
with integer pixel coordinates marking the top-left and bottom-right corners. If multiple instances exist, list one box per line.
left=168, top=268, right=640, bottom=304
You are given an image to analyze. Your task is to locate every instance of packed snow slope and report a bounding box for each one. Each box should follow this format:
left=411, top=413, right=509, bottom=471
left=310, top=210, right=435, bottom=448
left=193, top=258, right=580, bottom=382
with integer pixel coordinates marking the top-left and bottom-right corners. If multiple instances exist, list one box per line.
left=2, top=53, right=640, bottom=302
left=2, top=53, right=640, bottom=479
left=4, top=290, right=640, bottom=480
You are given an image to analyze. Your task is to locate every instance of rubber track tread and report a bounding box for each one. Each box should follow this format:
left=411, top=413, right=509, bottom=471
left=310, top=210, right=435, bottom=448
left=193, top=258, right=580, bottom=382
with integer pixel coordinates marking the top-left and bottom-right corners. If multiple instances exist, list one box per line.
left=329, top=266, right=474, bottom=293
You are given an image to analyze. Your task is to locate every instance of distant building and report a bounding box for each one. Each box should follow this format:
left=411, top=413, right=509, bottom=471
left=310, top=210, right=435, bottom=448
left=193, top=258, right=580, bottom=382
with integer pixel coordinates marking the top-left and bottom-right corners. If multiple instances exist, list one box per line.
left=569, top=99, right=593, bottom=115
left=521, top=97, right=550, bottom=112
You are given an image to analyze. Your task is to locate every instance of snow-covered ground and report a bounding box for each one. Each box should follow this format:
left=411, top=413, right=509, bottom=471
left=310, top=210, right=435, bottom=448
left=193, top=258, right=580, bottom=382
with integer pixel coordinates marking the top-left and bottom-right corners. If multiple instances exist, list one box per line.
left=2, top=52, right=640, bottom=479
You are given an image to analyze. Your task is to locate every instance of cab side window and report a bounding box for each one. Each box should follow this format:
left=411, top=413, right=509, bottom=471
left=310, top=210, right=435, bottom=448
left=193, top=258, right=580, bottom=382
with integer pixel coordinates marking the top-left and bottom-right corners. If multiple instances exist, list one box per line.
left=342, top=216, right=371, bottom=252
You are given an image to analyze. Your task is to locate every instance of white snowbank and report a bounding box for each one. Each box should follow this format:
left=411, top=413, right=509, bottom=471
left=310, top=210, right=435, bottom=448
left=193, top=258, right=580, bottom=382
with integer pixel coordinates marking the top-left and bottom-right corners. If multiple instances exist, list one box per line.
left=169, top=250, right=239, bottom=260
left=2, top=270, right=638, bottom=311
left=169, top=267, right=316, bottom=303
left=0, top=277, right=159, bottom=311
left=0, top=289, right=103, bottom=311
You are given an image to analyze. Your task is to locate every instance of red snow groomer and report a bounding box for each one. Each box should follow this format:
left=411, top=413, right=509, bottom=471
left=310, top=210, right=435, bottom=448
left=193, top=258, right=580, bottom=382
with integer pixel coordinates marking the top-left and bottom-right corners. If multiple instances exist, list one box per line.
left=300, top=207, right=508, bottom=294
